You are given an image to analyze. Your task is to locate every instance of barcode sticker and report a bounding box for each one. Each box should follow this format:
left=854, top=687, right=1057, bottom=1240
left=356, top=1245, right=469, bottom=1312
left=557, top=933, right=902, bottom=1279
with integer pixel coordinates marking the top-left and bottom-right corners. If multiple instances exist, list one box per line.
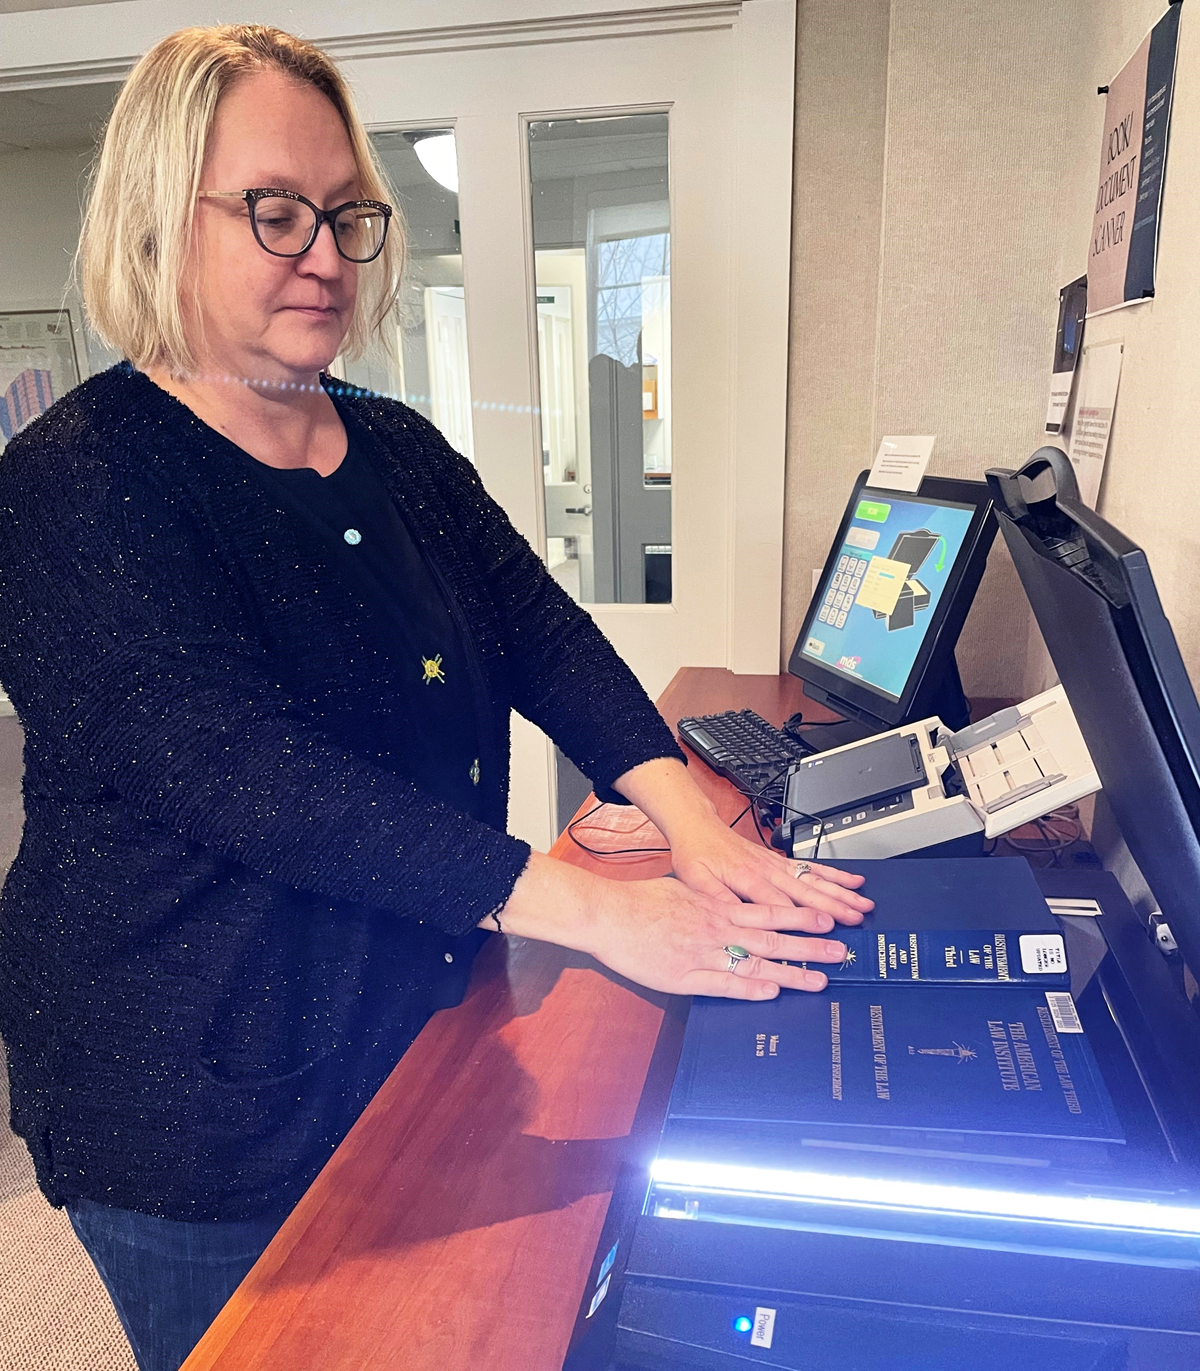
left=1045, top=991, right=1083, bottom=1033
left=1019, top=934, right=1067, bottom=974
left=751, top=1308, right=777, bottom=1349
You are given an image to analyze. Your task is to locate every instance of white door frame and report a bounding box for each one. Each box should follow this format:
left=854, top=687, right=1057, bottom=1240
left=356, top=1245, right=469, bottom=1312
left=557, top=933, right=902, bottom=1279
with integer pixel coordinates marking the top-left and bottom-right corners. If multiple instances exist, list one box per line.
left=0, top=0, right=796, bottom=852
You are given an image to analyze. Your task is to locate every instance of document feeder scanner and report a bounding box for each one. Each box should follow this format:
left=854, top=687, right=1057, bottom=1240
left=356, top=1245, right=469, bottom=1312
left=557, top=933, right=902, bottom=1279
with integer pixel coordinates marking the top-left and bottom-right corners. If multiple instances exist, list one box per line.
left=951, top=692, right=1089, bottom=814
left=777, top=683, right=1100, bottom=861
left=777, top=468, right=1097, bottom=856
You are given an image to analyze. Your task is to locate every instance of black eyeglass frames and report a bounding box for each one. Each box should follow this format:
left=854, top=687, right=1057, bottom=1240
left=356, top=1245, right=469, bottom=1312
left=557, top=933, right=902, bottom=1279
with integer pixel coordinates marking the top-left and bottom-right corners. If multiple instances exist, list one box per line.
left=198, top=188, right=393, bottom=263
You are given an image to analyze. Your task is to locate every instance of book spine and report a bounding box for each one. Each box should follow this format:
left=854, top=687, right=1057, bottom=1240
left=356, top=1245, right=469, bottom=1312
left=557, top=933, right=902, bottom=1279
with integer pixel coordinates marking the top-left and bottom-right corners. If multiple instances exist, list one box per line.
left=798, top=930, right=1069, bottom=986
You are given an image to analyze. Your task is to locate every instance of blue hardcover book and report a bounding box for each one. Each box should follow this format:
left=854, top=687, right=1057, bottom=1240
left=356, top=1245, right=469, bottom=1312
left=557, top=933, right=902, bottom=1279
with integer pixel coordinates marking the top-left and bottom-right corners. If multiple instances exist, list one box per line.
left=795, top=857, right=1070, bottom=987
left=671, top=984, right=1124, bottom=1144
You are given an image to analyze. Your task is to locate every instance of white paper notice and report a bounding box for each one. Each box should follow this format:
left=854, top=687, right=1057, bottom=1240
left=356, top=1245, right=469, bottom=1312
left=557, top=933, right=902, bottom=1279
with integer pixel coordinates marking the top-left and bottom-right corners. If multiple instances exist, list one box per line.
left=1045, top=372, right=1074, bottom=433
left=869, top=435, right=936, bottom=493
left=1066, top=341, right=1123, bottom=508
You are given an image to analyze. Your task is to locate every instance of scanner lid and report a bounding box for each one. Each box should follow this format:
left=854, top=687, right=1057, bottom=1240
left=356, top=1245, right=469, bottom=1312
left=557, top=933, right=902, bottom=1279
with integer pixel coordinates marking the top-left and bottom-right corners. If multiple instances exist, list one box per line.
left=987, top=447, right=1200, bottom=989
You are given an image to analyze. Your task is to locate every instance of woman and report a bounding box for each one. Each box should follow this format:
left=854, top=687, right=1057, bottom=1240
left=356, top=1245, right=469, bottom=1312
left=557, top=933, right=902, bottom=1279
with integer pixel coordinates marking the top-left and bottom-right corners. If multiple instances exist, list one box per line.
left=0, top=25, right=869, bottom=1371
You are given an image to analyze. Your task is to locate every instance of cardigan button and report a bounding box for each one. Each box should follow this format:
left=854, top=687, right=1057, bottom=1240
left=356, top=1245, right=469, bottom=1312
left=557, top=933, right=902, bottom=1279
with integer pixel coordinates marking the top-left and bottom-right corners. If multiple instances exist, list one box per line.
left=444, top=952, right=454, bottom=963
left=344, top=528, right=362, bottom=545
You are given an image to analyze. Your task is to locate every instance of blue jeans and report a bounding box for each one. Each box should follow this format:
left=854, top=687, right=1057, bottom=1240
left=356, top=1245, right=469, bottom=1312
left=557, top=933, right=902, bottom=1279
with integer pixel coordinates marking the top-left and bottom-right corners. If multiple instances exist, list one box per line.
left=66, top=1198, right=286, bottom=1371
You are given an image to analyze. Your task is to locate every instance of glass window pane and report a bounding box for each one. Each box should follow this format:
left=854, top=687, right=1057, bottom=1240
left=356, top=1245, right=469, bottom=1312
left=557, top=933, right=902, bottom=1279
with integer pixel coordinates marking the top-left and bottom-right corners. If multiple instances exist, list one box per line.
left=528, top=114, right=671, bottom=604
left=335, top=129, right=475, bottom=461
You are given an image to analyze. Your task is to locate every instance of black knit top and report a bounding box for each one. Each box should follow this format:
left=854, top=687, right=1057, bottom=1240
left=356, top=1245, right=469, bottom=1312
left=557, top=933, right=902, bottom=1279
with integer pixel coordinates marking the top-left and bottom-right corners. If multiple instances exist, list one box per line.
left=236, top=430, right=485, bottom=818
left=0, top=365, right=684, bottom=1221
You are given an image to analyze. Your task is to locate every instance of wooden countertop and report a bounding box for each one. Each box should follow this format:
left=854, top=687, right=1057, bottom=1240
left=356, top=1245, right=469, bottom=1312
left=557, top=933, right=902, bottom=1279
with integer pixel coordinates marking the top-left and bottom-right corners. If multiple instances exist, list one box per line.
left=180, top=670, right=838, bottom=1370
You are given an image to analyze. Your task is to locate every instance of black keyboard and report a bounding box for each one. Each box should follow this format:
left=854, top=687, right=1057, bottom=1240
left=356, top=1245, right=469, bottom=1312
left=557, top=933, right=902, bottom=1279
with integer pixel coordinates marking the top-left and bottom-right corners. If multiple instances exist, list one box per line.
left=676, top=709, right=815, bottom=815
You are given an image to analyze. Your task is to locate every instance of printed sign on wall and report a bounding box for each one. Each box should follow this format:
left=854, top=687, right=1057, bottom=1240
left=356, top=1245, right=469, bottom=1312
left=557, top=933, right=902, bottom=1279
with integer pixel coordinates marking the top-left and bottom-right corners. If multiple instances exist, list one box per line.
left=1088, top=5, right=1181, bottom=314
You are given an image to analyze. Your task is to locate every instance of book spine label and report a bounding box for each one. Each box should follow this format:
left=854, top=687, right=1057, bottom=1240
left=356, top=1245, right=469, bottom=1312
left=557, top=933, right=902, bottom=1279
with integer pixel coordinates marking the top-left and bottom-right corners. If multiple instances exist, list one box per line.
left=799, top=930, right=1068, bottom=985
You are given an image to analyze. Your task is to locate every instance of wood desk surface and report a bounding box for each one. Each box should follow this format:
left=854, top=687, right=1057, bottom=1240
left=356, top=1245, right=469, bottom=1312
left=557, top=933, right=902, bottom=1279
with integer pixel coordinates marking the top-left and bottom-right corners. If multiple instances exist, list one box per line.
left=181, top=669, right=834, bottom=1370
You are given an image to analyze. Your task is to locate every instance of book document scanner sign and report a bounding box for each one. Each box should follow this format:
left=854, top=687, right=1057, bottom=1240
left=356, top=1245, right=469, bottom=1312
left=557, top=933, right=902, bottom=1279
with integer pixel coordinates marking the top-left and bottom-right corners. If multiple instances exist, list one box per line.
left=778, top=683, right=1100, bottom=861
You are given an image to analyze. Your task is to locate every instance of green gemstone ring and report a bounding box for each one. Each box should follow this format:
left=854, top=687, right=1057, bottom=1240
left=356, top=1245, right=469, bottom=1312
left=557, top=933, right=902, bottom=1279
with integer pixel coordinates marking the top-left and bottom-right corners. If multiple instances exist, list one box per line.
left=724, top=944, right=751, bottom=972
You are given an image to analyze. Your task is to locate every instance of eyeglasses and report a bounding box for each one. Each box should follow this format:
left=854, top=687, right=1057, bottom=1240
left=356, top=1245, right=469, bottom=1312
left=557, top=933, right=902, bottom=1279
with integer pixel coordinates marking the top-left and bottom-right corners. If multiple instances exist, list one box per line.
left=198, top=188, right=393, bottom=263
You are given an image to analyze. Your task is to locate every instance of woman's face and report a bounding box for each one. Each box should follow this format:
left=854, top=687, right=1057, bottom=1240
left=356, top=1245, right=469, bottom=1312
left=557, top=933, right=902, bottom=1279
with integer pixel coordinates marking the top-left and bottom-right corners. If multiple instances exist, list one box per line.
left=190, top=69, right=361, bottom=383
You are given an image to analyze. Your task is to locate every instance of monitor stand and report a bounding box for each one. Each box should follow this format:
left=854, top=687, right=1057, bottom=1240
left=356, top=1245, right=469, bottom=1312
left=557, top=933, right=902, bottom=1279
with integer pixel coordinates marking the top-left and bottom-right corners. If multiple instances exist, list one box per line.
left=795, top=717, right=877, bottom=753
left=797, top=655, right=971, bottom=753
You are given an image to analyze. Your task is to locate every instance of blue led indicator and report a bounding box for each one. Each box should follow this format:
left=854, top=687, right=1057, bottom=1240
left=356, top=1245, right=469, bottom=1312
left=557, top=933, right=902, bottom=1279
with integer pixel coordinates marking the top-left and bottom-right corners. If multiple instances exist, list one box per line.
left=733, top=1316, right=753, bottom=1334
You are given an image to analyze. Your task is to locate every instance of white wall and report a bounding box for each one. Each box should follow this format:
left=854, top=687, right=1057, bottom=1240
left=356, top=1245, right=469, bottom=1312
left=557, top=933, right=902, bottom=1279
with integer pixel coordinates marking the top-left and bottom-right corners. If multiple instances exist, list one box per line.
left=785, top=0, right=1200, bottom=911
left=0, top=146, right=86, bottom=311
left=0, top=144, right=113, bottom=373
left=786, top=0, right=1099, bottom=700
left=784, top=0, right=891, bottom=679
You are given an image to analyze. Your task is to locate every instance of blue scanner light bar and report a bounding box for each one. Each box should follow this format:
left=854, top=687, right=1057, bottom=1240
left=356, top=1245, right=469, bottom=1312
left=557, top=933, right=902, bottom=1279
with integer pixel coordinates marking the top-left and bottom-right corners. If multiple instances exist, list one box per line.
left=649, top=1158, right=1200, bottom=1238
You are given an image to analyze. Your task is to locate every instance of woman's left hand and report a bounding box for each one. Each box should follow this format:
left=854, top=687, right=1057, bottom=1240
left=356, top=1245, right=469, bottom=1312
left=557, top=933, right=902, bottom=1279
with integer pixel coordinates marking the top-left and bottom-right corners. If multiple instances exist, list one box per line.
left=612, top=756, right=872, bottom=928
left=669, top=816, right=872, bottom=928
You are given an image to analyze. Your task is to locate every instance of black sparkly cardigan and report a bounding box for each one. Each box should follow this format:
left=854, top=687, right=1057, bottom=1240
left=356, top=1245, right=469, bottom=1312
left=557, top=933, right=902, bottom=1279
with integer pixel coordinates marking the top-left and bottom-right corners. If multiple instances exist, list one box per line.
left=0, top=365, right=683, bottom=1220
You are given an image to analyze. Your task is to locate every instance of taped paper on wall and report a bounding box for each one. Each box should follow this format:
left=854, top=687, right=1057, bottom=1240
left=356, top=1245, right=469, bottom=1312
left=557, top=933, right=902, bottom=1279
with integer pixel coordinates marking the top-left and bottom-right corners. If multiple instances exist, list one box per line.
left=1066, top=340, right=1123, bottom=508
left=869, top=436, right=936, bottom=493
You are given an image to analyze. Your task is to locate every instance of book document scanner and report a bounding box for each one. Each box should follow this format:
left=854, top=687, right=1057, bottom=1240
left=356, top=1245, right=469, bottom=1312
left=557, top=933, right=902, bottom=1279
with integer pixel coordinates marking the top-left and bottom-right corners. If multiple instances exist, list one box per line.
left=564, top=447, right=1200, bottom=1371
left=776, top=683, right=1099, bottom=860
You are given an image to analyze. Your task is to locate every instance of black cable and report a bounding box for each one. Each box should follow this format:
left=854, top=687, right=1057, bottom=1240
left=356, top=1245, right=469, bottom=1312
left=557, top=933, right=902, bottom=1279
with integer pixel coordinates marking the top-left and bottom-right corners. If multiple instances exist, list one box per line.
left=1034, top=818, right=1062, bottom=868
left=565, top=800, right=671, bottom=858
left=566, top=794, right=760, bottom=857
left=564, top=762, right=826, bottom=865
left=778, top=791, right=826, bottom=865
left=1036, top=815, right=1082, bottom=868
left=737, top=763, right=827, bottom=864
left=1001, top=805, right=1081, bottom=863
left=571, top=747, right=1088, bottom=873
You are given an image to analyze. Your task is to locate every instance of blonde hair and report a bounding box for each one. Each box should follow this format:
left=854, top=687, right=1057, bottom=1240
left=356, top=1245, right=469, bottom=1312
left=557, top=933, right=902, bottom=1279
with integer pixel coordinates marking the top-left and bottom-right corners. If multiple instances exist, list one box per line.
left=78, top=24, right=403, bottom=377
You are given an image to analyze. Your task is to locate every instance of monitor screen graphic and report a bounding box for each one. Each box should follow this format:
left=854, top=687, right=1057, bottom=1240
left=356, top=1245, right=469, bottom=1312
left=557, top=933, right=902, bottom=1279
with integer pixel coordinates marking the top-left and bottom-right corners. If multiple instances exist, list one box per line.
left=800, top=490, right=977, bottom=701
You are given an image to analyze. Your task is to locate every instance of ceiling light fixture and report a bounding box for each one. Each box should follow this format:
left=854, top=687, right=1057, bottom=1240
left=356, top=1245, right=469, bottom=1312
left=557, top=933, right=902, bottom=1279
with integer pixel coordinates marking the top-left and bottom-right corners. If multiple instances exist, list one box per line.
left=405, top=130, right=459, bottom=194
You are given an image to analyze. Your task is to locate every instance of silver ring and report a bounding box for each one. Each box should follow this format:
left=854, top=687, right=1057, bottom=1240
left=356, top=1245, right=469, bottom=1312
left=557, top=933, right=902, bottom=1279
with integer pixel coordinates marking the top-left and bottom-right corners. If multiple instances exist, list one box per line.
left=793, top=861, right=812, bottom=879
left=724, top=944, right=751, bottom=973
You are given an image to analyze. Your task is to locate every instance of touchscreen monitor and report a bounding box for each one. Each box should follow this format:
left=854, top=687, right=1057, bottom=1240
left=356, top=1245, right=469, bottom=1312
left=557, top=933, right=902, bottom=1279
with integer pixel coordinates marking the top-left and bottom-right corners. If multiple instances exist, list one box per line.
left=799, top=489, right=977, bottom=703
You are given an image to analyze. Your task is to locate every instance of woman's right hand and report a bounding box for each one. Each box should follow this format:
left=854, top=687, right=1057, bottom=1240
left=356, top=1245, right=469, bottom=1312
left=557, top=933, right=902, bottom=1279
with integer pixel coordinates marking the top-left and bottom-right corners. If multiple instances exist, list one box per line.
left=492, top=852, right=848, bottom=999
